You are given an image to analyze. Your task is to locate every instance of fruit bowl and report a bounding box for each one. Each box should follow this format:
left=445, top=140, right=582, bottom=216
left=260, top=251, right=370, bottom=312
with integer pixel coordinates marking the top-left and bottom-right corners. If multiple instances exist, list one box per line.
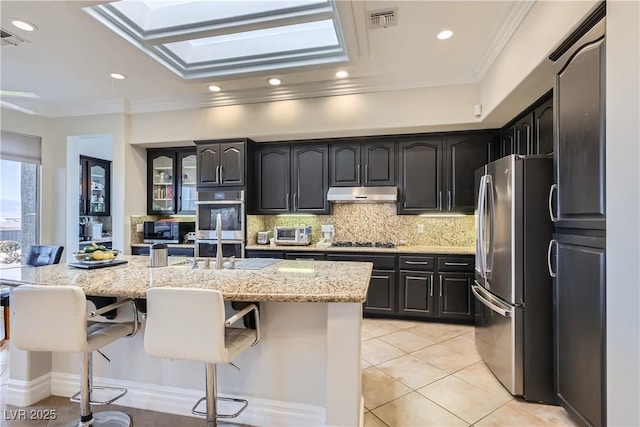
left=73, top=248, right=120, bottom=264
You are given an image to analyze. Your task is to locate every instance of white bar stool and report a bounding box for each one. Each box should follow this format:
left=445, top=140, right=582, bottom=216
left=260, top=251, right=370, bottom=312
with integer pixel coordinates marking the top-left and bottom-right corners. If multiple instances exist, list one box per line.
left=11, top=285, right=139, bottom=427
left=144, top=288, right=260, bottom=427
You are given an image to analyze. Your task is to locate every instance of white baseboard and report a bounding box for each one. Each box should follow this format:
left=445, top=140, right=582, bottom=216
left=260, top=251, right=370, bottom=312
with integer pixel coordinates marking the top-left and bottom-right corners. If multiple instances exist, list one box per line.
left=50, top=372, right=325, bottom=426
left=6, top=373, right=51, bottom=407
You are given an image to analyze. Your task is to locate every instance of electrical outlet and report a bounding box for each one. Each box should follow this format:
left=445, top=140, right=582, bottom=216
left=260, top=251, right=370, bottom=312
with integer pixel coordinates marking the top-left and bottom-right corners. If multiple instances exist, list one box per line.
left=417, top=224, right=424, bottom=234
left=136, top=224, right=144, bottom=233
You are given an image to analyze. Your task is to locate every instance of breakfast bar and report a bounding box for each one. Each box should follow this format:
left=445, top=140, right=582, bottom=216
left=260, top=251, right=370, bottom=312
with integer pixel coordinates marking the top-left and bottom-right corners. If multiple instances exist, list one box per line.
left=1, top=256, right=373, bottom=426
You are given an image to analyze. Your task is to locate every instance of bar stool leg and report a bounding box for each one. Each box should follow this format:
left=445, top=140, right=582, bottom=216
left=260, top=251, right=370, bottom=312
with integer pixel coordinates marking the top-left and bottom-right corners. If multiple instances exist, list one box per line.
left=206, top=364, right=217, bottom=427
left=80, top=352, right=93, bottom=425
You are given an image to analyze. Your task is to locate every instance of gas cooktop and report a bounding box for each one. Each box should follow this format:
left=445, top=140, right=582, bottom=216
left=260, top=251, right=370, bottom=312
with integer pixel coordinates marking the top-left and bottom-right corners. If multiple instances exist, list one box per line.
left=331, top=241, right=396, bottom=248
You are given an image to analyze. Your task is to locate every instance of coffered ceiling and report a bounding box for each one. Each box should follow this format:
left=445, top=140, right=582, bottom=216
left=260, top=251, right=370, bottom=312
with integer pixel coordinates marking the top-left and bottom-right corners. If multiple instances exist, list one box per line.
left=0, top=1, right=533, bottom=118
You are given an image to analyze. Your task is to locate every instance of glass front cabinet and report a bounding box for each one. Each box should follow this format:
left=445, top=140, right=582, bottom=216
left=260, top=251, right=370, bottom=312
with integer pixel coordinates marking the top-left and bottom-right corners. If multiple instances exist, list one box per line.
left=147, top=148, right=196, bottom=215
left=79, top=156, right=111, bottom=216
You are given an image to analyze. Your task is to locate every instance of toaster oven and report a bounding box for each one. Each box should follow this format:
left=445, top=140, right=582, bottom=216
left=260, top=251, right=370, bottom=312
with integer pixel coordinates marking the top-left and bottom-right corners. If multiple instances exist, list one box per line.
left=274, top=226, right=312, bottom=246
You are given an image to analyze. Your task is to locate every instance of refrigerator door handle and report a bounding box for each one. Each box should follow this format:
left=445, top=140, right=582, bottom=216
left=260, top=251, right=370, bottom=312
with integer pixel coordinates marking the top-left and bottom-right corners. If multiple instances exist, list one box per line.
left=472, top=283, right=512, bottom=317
left=548, top=184, right=559, bottom=222
left=476, top=175, right=488, bottom=277
left=547, top=239, right=558, bottom=278
left=485, top=174, right=495, bottom=276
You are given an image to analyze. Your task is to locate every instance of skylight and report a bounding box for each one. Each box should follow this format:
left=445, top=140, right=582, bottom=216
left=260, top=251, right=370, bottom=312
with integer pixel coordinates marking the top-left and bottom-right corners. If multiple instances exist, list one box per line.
left=85, top=0, right=348, bottom=80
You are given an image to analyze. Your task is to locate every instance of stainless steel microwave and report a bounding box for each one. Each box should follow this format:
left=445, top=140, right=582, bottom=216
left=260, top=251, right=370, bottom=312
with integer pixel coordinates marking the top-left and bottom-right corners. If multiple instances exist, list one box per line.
left=274, top=226, right=312, bottom=246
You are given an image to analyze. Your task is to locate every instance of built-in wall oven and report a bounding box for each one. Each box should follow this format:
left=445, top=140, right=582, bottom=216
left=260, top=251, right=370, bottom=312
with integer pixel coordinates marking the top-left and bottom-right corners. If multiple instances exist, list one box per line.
left=195, top=190, right=245, bottom=258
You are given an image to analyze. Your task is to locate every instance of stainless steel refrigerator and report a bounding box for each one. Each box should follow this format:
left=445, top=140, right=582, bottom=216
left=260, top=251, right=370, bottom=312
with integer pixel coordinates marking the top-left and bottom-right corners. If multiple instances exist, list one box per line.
left=473, top=154, right=556, bottom=403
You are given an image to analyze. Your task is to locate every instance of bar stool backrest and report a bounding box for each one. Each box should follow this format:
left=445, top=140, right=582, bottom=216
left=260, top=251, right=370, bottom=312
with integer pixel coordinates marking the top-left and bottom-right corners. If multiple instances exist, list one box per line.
left=12, top=285, right=88, bottom=353
left=26, top=245, right=64, bottom=267
left=145, top=287, right=228, bottom=363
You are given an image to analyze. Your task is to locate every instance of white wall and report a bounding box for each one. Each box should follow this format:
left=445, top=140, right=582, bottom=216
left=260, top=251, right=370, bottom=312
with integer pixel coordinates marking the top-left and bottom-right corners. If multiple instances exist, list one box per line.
left=606, top=1, right=640, bottom=425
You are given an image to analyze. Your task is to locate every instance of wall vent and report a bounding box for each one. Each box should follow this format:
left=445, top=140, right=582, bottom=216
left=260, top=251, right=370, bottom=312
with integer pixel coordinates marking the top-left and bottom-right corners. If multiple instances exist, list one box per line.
left=1, top=28, right=28, bottom=47
left=367, top=8, right=397, bottom=29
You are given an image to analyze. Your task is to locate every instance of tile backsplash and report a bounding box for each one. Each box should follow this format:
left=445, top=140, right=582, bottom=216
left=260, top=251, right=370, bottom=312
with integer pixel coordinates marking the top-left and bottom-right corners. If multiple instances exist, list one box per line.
left=247, top=204, right=475, bottom=247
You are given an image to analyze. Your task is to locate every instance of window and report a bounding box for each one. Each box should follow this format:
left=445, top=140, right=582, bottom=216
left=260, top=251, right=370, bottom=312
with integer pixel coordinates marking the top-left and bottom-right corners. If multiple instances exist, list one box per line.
left=0, top=131, right=41, bottom=265
left=85, top=0, right=348, bottom=79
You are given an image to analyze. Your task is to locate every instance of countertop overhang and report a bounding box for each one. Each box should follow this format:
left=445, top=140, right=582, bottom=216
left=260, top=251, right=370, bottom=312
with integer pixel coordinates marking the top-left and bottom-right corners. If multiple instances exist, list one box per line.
left=0, top=255, right=372, bottom=303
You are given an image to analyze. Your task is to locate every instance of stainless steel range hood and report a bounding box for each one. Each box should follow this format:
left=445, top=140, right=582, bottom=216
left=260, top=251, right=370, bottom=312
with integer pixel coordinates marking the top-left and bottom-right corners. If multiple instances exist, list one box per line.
left=326, top=186, right=397, bottom=203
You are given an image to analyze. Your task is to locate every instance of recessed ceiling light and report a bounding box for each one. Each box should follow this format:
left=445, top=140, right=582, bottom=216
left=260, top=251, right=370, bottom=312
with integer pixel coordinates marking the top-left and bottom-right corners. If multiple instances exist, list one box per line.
left=437, top=30, right=453, bottom=40
left=335, top=70, right=349, bottom=78
left=110, top=73, right=126, bottom=80
left=208, top=85, right=222, bottom=92
left=11, top=19, right=37, bottom=32
left=268, top=77, right=282, bottom=86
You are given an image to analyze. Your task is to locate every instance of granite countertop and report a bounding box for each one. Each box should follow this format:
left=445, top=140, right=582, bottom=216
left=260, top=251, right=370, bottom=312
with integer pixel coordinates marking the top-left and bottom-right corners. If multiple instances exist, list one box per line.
left=0, top=255, right=372, bottom=303
left=245, top=244, right=475, bottom=255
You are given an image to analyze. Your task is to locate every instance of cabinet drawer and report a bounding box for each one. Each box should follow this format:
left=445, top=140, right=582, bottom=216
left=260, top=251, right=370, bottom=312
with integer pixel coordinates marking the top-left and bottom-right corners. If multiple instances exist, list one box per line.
left=246, top=250, right=285, bottom=259
left=326, top=254, right=396, bottom=270
left=438, top=256, right=474, bottom=271
left=399, top=256, right=434, bottom=270
left=285, top=252, right=326, bottom=261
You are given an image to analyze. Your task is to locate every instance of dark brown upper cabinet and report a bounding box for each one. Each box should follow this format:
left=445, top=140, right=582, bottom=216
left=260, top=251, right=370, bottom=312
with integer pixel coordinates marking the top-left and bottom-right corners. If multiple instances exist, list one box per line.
left=255, top=143, right=329, bottom=214
left=147, top=148, right=196, bottom=215
left=195, top=139, right=252, bottom=189
left=534, top=97, right=554, bottom=155
left=330, top=138, right=395, bottom=187
left=398, top=132, right=493, bottom=214
left=79, top=156, right=111, bottom=217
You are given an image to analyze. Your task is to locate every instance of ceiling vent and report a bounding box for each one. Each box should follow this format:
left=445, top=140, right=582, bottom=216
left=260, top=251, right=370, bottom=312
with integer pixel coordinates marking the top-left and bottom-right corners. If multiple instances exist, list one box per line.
left=368, top=8, right=398, bottom=29
left=1, top=28, right=28, bottom=47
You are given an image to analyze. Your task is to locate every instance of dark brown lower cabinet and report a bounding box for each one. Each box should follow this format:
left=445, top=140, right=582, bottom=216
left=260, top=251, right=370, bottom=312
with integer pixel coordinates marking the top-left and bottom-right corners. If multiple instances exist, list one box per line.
left=398, top=271, right=435, bottom=317
left=364, top=270, right=396, bottom=314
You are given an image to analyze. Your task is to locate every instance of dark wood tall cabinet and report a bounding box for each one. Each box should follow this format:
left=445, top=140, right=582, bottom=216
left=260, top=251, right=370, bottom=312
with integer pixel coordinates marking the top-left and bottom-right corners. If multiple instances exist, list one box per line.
left=551, top=234, right=606, bottom=427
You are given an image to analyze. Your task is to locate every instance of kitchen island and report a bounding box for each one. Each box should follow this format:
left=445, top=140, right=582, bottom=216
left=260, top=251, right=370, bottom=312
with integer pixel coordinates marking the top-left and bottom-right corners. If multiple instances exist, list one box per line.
left=1, top=256, right=373, bottom=426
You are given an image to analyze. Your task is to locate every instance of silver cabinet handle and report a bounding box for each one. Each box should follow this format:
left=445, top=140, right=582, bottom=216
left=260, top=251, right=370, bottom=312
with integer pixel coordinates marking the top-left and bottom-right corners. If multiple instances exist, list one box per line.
left=547, top=239, right=557, bottom=278
left=429, top=276, right=433, bottom=297
left=286, top=193, right=290, bottom=211
left=371, top=275, right=387, bottom=280
left=444, top=262, right=469, bottom=266
left=548, top=184, right=558, bottom=222
left=215, top=166, right=220, bottom=183
left=448, top=190, right=452, bottom=211
left=293, top=193, right=297, bottom=211
left=405, top=261, right=429, bottom=265
left=220, top=166, right=224, bottom=183
left=439, top=191, right=442, bottom=210
left=439, top=275, right=443, bottom=297
left=357, top=164, right=361, bottom=184
left=365, top=164, right=369, bottom=183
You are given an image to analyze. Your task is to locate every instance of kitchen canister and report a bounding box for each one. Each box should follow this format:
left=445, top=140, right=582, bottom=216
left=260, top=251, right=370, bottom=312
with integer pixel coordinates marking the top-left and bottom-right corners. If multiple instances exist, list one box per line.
left=149, top=243, right=168, bottom=268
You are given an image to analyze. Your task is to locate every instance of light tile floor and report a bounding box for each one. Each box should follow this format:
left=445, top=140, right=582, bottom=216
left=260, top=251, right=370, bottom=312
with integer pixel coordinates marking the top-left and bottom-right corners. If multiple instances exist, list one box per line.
left=362, top=318, right=578, bottom=427
left=1, top=319, right=579, bottom=427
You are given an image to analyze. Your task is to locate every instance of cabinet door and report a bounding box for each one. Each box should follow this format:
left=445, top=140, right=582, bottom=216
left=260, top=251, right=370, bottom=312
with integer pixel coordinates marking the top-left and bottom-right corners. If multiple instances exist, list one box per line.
left=500, top=126, right=516, bottom=158
left=219, top=142, right=245, bottom=186
left=291, top=144, right=329, bottom=213
left=445, top=133, right=493, bottom=212
left=534, top=98, right=554, bottom=155
left=437, top=273, right=473, bottom=321
left=176, top=151, right=196, bottom=214
left=86, top=159, right=110, bottom=216
left=515, top=113, right=534, bottom=155
left=553, top=234, right=605, bottom=427
left=364, top=270, right=396, bottom=314
left=555, top=38, right=605, bottom=230
left=330, top=142, right=360, bottom=186
left=148, top=152, right=176, bottom=214
left=256, top=145, right=290, bottom=213
left=363, top=139, right=395, bottom=186
left=196, top=144, right=220, bottom=186
left=398, top=137, right=443, bottom=214
left=398, top=271, right=435, bottom=317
